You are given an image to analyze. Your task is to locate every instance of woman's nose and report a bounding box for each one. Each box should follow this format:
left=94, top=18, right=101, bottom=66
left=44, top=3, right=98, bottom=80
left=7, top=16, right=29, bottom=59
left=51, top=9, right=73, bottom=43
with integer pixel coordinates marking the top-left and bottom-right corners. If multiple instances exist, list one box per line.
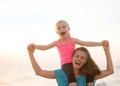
left=77, top=57, right=81, bottom=60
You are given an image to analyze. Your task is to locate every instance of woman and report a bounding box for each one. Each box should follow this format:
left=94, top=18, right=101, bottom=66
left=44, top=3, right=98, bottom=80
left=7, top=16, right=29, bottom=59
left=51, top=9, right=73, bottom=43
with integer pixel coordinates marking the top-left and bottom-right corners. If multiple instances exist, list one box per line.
left=27, top=40, right=114, bottom=86
left=33, top=20, right=103, bottom=86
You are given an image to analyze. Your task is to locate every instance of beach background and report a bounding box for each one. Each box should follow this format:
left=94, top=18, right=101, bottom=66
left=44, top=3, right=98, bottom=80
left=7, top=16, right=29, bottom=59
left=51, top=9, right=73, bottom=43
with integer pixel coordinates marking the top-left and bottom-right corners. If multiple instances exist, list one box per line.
left=0, top=0, right=120, bottom=86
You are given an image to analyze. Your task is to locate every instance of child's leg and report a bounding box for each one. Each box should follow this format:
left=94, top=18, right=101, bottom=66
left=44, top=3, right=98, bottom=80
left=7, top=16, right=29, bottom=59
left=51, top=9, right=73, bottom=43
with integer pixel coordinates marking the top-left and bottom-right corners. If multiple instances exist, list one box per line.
left=69, top=82, right=77, bottom=86
left=62, top=63, right=77, bottom=86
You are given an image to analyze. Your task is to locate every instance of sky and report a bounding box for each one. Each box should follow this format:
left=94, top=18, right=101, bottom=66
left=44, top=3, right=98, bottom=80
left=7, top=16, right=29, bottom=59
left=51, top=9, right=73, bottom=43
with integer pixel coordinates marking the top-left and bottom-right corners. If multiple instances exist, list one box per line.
left=0, top=0, right=120, bottom=65
left=0, top=0, right=120, bottom=86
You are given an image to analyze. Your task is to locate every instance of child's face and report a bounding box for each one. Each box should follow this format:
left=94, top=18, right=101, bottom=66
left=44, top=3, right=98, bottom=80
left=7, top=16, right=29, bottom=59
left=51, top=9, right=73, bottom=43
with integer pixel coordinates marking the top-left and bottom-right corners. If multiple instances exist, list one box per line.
left=56, top=22, right=70, bottom=37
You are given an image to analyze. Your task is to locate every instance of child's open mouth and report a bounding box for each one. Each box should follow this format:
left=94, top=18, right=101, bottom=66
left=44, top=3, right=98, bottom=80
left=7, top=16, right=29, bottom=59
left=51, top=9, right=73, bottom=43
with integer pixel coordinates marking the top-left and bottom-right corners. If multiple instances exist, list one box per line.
left=60, top=32, right=65, bottom=36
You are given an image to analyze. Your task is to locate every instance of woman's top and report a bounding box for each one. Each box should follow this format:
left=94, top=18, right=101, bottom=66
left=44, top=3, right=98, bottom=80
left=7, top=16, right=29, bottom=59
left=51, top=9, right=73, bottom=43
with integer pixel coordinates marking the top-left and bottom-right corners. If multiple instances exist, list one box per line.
left=54, top=69, right=95, bottom=86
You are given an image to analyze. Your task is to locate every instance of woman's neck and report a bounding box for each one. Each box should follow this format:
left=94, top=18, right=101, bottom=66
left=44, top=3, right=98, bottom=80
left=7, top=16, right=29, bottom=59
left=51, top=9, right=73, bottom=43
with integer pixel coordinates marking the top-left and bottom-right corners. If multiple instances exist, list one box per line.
left=74, top=69, right=80, bottom=77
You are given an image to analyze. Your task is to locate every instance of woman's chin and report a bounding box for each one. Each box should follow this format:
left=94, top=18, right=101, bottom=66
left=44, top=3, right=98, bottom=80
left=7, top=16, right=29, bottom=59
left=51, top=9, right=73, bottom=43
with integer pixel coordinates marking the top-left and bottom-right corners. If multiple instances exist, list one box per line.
left=73, top=65, right=81, bottom=70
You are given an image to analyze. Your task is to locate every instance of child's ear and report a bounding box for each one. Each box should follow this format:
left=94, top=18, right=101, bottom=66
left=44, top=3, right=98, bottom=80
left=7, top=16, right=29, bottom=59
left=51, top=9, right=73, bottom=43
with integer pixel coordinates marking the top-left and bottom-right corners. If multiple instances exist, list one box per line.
left=69, top=27, right=70, bottom=30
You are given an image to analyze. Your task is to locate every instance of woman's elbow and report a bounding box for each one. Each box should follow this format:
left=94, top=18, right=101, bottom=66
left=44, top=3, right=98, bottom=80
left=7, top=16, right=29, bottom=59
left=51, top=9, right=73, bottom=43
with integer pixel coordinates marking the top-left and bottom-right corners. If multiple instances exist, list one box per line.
left=34, top=71, right=41, bottom=76
left=35, top=72, right=39, bottom=75
left=110, top=69, right=114, bottom=74
left=108, top=69, right=114, bottom=75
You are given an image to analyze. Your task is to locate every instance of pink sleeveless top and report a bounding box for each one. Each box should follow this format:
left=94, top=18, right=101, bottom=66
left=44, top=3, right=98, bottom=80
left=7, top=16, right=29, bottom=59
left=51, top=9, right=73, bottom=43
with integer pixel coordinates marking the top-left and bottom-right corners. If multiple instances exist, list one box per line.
left=57, top=37, right=75, bottom=65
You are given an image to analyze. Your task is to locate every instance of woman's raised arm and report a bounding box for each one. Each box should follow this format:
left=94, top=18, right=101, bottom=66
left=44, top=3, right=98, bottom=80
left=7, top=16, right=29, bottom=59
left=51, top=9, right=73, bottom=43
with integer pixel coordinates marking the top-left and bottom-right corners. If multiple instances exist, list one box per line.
left=27, top=44, right=56, bottom=79
left=95, top=41, right=114, bottom=80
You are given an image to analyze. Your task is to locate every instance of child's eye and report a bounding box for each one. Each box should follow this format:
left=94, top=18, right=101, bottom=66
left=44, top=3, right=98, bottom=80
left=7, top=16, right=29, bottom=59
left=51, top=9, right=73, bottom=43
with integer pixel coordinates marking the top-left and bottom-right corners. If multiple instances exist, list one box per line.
left=57, top=27, right=61, bottom=30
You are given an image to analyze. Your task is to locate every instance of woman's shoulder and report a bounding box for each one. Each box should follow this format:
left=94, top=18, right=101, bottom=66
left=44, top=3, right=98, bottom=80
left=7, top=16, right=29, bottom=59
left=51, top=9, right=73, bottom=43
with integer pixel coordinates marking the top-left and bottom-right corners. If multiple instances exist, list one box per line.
left=54, top=69, right=90, bottom=86
left=54, top=69, right=68, bottom=86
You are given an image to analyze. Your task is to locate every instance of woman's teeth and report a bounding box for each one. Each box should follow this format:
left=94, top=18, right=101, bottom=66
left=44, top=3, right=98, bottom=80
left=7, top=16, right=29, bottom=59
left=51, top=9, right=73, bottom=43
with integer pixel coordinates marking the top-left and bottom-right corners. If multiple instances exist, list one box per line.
left=75, top=61, right=80, bottom=65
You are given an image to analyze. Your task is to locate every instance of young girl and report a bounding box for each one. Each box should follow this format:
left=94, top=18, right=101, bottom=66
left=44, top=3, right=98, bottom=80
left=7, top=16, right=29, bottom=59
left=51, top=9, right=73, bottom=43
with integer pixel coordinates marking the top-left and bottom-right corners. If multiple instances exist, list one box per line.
left=30, top=20, right=103, bottom=86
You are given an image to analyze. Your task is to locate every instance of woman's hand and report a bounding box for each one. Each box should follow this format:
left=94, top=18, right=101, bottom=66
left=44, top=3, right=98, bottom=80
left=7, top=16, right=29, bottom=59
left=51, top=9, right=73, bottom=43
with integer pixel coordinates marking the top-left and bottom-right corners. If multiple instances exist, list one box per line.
left=95, top=40, right=114, bottom=80
left=27, top=43, right=35, bottom=54
left=102, top=40, right=109, bottom=51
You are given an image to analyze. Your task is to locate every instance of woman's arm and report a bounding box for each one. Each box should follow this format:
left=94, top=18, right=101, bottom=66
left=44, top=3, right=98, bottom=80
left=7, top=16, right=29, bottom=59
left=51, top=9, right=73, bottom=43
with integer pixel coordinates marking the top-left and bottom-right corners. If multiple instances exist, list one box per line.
left=95, top=41, right=114, bottom=80
left=27, top=44, right=56, bottom=79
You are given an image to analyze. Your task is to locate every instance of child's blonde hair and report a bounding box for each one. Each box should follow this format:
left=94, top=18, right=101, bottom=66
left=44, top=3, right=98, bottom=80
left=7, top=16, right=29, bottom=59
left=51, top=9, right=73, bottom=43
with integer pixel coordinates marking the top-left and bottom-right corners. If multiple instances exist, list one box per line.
left=56, top=20, right=69, bottom=28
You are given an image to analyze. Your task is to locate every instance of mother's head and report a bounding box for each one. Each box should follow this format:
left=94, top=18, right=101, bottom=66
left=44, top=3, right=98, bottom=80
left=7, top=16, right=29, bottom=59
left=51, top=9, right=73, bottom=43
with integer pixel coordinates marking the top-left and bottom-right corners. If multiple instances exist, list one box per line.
left=72, top=47, right=101, bottom=76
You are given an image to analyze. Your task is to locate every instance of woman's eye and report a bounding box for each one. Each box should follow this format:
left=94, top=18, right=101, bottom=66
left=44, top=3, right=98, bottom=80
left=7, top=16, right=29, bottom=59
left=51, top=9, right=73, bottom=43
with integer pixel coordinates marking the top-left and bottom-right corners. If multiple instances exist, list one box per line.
left=75, top=55, right=79, bottom=58
left=81, top=56, right=84, bottom=59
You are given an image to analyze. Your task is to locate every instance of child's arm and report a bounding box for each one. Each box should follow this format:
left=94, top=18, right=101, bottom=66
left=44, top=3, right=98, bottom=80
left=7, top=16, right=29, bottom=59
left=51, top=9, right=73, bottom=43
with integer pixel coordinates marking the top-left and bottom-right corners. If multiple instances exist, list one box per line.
left=27, top=44, right=56, bottom=78
left=95, top=41, right=114, bottom=80
left=72, top=38, right=102, bottom=46
left=34, top=41, right=57, bottom=50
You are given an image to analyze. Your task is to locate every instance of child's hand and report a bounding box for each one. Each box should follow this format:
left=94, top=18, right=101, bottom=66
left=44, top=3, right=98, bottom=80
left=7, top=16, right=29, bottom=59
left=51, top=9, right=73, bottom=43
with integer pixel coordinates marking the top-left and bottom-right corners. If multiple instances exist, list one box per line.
left=27, top=43, right=35, bottom=54
left=102, top=40, right=110, bottom=50
left=102, top=40, right=107, bottom=45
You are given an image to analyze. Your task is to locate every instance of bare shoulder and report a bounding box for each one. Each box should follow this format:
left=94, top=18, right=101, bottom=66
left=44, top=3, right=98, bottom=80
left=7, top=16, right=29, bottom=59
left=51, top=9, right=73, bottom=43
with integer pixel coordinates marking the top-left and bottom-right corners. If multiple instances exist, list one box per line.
left=51, top=40, right=57, bottom=46
left=72, top=38, right=82, bottom=44
left=71, top=37, right=77, bottom=43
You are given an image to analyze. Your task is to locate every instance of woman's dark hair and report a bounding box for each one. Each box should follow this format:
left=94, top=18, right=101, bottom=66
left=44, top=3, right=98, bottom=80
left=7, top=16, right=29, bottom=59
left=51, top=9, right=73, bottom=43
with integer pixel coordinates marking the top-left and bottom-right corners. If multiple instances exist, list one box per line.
left=72, top=47, right=101, bottom=76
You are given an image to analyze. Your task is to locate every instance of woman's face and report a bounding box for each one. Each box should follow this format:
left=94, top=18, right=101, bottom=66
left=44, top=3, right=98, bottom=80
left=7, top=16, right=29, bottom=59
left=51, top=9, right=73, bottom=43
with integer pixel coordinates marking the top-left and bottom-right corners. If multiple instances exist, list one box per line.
left=72, top=50, right=87, bottom=70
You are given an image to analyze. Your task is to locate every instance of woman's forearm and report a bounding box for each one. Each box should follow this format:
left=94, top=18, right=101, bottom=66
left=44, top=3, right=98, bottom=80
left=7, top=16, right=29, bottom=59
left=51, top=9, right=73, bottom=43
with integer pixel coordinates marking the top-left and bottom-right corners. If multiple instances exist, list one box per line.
left=28, top=51, right=56, bottom=79
left=95, top=42, right=114, bottom=80
left=104, top=49, right=114, bottom=74
left=28, top=52, right=42, bottom=75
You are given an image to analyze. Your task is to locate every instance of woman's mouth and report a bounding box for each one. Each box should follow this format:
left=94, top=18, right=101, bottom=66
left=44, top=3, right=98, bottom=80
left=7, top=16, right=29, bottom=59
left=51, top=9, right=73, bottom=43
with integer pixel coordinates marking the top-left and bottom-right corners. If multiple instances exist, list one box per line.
left=75, top=61, right=80, bottom=65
